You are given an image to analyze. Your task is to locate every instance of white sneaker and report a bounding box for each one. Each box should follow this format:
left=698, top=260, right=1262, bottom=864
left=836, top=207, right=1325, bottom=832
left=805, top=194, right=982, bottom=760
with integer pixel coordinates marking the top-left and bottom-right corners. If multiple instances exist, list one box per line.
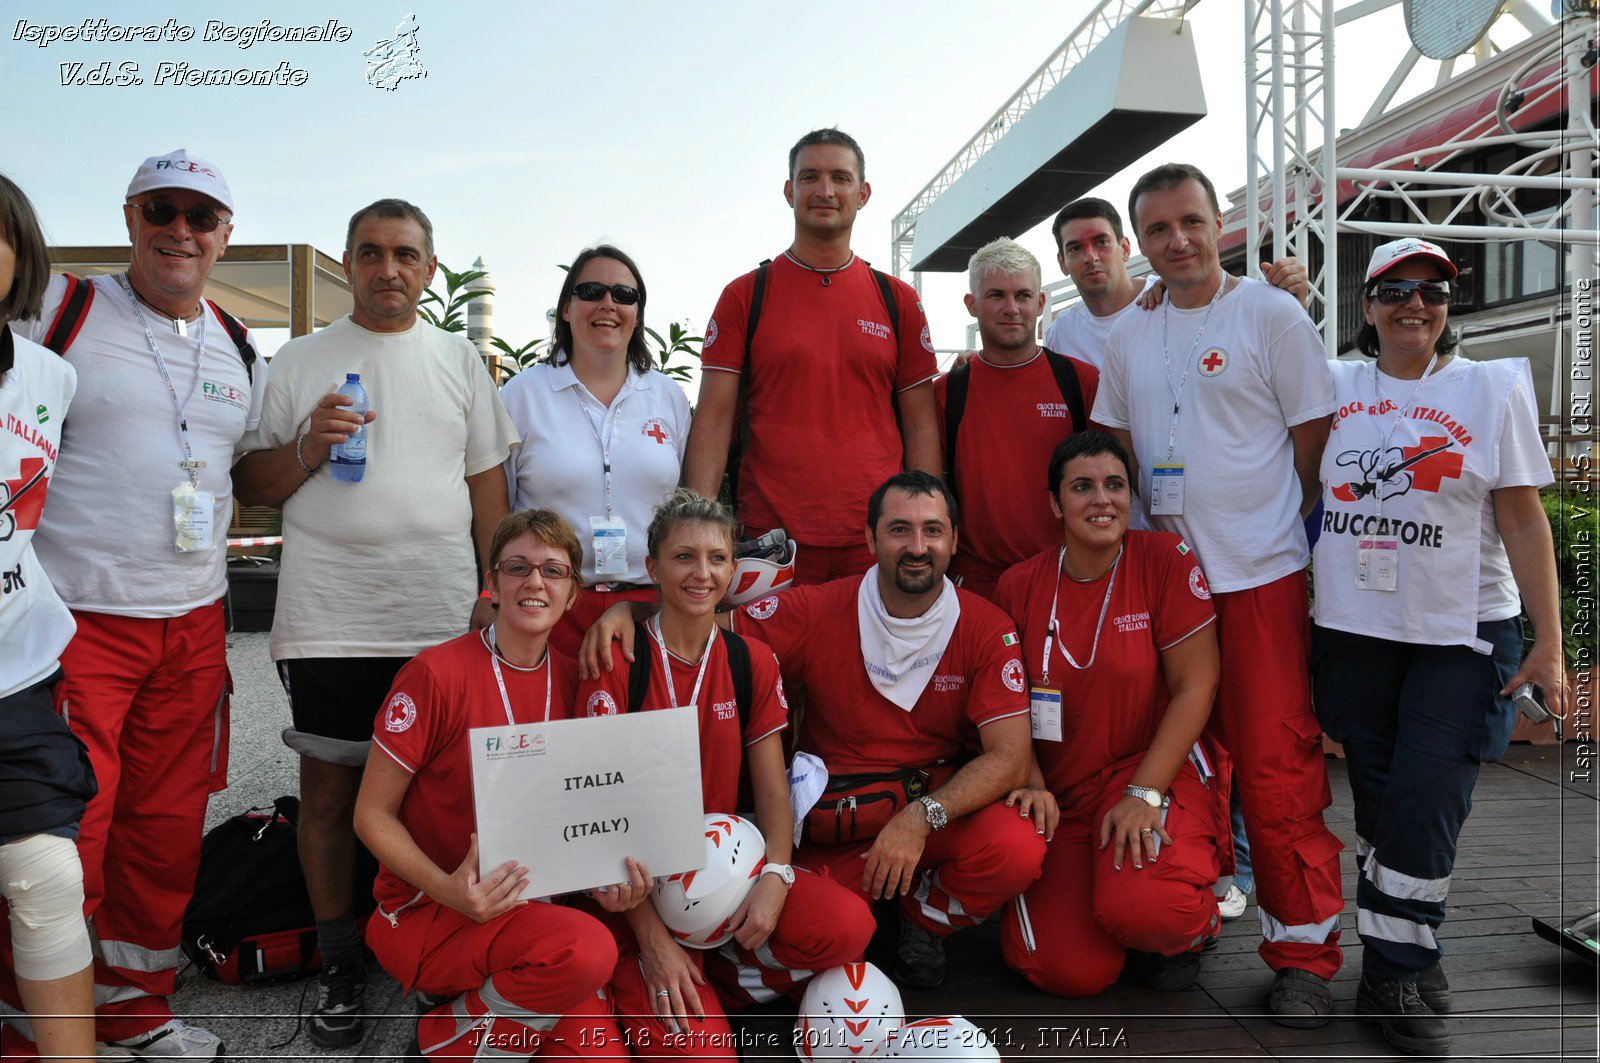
left=1218, top=883, right=1248, bottom=921
left=99, top=1019, right=224, bottom=1059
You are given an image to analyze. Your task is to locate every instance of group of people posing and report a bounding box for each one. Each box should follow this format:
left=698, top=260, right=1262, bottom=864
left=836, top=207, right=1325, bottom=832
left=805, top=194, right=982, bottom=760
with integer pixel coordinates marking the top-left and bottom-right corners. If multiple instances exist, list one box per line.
left=0, top=126, right=1566, bottom=1062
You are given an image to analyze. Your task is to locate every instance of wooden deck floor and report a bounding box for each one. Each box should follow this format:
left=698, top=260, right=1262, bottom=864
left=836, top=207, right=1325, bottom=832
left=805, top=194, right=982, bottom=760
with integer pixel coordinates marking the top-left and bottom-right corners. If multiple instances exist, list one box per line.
left=736, top=746, right=1598, bottom=1061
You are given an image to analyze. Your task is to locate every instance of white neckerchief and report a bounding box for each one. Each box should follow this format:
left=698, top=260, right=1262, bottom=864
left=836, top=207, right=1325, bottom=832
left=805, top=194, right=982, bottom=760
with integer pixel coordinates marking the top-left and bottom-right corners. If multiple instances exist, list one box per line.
left=480, top=624, right=552, bottom=725
left=856, top=567, right=961, bottom=712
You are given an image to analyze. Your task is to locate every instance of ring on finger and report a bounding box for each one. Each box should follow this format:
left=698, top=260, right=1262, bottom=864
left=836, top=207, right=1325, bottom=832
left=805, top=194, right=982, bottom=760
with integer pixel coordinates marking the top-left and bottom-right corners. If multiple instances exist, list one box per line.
left=656, top=989, right=671, bottom=998
left=1139, top=827, right=1155, bottom=835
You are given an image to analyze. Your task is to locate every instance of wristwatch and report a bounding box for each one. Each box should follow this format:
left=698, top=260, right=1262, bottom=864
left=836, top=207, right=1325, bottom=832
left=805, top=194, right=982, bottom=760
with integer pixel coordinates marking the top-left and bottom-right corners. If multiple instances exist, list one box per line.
left=759, top=862, right=796, bottom=886
left=1123, top=785, right=1167, bottom=809
left=916, top=796, right=950, bottom=832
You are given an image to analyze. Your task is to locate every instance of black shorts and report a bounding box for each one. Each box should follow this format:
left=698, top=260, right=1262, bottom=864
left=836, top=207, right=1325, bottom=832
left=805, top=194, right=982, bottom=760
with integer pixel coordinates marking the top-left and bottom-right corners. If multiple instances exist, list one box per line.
left=277, top=656, right=411, bottom=747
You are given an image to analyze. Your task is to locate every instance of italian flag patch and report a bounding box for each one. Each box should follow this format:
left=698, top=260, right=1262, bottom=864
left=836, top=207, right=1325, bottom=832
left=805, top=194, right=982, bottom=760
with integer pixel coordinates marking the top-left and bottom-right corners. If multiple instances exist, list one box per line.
left=1177, top=542, right=1191, bottom=555
left=1002, top=633, right=1018, bottom=646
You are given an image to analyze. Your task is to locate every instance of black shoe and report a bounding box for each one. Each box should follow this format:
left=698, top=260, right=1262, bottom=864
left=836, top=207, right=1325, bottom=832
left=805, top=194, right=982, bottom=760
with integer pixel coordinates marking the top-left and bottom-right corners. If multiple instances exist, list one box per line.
left=1356, top=974, right=1451, bottom=1056
left=894, top=914, right=947, bottom=990
left=1415, top=960, right=1451, bottom=1013
left=308, top=962, right=368, bottom=1048
left=1126, top=949, right=1201, bottom=992
left=1268, top=967, right=1332, bottom=1028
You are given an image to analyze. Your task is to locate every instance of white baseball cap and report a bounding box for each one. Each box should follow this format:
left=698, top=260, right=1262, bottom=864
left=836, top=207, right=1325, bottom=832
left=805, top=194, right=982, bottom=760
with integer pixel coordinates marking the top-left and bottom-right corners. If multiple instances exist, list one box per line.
left=126, top=149, right=233, bottom=213
left=1365, top=238, right=1457, bottom=283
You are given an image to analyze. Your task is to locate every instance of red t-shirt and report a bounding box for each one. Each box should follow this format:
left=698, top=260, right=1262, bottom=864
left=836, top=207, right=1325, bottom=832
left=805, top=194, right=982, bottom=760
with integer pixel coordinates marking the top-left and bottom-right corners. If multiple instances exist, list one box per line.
left=371, top=632, right=579, bottom=908
left=935, top=351, right=1100, bottom=585
left=575, top=629, right=788, bottom=815
left=736, top=577, right=1029, bottom=774
left=701, top=255, right=938, bottom=546
left=993, top=531, right=1215, bottom=800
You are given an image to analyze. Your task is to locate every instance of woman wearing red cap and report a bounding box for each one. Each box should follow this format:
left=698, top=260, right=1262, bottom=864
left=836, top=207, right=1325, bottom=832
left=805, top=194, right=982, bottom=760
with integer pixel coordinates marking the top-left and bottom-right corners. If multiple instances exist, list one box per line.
left=1312, top=237, right=1565, bottom=1056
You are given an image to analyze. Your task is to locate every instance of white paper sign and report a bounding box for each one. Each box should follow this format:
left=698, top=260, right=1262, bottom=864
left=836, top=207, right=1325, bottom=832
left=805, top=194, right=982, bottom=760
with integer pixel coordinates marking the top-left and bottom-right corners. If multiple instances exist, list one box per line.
left=470, top=706, right=704, bottom=899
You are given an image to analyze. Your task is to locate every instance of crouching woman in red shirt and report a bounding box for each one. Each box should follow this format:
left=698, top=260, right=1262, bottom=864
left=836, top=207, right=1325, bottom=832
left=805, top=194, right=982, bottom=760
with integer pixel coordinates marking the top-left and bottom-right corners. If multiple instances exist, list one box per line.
left=354, top=510, right=651, bottom=1060
left=995, top=431, right=1224, bottom=998
left=578, top=488, right=875, bottom=1062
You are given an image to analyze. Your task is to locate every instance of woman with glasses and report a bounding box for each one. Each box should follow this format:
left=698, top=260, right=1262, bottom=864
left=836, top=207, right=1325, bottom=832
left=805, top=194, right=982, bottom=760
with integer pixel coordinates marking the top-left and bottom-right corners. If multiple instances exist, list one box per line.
left=1312, top=239, right=1564, bottom=1056
left=353, top=510, right=651, bottom=1062
left=500, top=246, right=690, bottom=659
left=575, top=489, right=874, bottom=1062
left=992, top=431, right=1223, bottom=1000
left=0, top=174, right=98, bottom=1063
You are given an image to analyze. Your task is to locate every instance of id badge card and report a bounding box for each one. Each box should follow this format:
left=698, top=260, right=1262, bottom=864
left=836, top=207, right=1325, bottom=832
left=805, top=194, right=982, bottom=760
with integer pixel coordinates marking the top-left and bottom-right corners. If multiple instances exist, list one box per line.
left=172, top=482, right=215, bottom=552
left=1030, top=687, right=1062, bottom=742
left=590, top=516, right=629, bottom=578
left=1150, top=463, right=1185, bottom=515
left=1355, top=538, right=1398, bottom=592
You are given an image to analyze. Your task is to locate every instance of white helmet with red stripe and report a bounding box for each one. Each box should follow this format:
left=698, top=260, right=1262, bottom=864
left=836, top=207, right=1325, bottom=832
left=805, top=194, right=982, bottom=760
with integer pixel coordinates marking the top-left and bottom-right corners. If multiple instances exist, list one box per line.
left=795, top=962, right=904, bottom=1061
left=728, top=529, right=798, bottom=606
left=651, top=813, right=765, bottom=949
left=886, top=1017, right=1001, bottom=1061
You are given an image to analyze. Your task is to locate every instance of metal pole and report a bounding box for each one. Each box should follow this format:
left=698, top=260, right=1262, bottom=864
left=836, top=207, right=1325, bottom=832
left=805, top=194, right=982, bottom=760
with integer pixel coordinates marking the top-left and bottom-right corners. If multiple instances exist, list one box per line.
left=1563, top=18, right=1597, bottom=466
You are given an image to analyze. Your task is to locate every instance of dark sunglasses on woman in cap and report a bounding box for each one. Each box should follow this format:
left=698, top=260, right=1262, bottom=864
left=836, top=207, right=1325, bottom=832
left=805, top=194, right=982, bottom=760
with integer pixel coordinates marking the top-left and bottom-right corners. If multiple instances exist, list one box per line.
left=1369, top=279, right=1451, bottom=306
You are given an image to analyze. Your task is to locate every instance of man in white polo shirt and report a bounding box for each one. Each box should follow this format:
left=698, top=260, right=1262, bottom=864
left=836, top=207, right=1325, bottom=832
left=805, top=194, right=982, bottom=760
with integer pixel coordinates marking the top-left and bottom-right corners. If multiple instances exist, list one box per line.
left=1, top=149, right=264, bottom=1060
left=1093, top=162, right=1343, bottom=1027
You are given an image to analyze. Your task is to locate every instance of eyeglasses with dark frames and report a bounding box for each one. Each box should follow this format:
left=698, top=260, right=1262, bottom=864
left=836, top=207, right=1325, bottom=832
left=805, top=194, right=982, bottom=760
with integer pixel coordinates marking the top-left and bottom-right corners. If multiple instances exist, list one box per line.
left=132, top=200, right=229, bottom=234
left=493, top=558, right=575, bottom=581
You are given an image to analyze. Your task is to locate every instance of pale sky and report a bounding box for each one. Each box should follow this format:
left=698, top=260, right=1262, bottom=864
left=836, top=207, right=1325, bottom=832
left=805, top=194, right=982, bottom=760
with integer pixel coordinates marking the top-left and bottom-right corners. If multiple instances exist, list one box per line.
left=1, top=0, right=1505, bottom=372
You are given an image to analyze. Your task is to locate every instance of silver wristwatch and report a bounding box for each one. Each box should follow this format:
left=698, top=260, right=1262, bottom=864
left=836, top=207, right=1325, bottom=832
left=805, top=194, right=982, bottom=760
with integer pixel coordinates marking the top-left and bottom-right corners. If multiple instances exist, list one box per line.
left=1124, top=785, right=1166, bottom=808
left=917, top=796, right=950, bottom=831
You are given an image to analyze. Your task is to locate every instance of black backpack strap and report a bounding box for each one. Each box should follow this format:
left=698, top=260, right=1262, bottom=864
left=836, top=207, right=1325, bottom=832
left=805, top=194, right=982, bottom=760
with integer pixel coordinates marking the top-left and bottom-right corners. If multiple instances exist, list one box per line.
left=42, top=274, right=95, bottom=356
left=205, top=299, right=257, bottom=385
left=626, top=621, right=653, bottom=714
left=721, top=629, right=754, bottom=732
left=943, top=362, right=972, bottom=501
left=869, top=267, right=901, bottom=347
left=729, top=260, right=772, bottom=510
left=1043, top=348, right=1086, bottom=431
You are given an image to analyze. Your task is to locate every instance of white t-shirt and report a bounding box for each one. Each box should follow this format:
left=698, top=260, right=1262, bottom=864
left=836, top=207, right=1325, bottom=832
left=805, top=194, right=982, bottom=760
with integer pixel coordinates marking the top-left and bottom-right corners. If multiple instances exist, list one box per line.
left=0, top=329, right=77, bottom=699
left=499, top=359, right=690, bottom=584
left=1043, top=277, right=1158, bottom=369
left=1313, top=356, right=1553, bottom=649
left=1093, top=276, right=1335, bottom=593
left=241, top=316, right=518, bottom=659
left=18, top=274, right=266, bottom=617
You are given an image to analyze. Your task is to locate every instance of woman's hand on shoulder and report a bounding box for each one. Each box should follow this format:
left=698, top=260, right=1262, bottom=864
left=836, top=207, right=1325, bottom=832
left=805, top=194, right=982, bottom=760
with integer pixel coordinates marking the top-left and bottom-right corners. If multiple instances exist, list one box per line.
left=591, top=856, right=652, bottom=913
left=437, top=834, right=528, bottom=923
left=578, top=603, right=640, bottom=679
left=1005, top=787, right=1060, bottom=842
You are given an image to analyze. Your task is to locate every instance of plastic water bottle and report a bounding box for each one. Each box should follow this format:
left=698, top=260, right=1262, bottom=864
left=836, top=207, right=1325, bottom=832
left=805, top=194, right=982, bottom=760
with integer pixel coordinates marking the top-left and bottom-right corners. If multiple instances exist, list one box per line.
left=329, top=373, right=368, bottom=483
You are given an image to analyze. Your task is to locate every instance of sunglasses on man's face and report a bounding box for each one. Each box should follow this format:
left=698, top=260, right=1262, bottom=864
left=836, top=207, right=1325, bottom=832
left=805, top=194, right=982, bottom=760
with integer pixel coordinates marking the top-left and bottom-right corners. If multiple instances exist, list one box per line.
left=571, top=282, right=640, bottom=305
left=134, top=200, right=228, bottom=234
left=1370, top=279, right=1451, bottom=306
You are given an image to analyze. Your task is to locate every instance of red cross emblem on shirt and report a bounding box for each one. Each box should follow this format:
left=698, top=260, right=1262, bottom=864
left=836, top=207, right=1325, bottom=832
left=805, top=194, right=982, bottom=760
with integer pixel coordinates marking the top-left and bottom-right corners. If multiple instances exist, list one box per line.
left=642, top=420, right=669, bottom=444
left=1400, top=435, right=1465, bottom=493
left=1198, top=348, right=1228, bottom=376
left=1, top=458, right=48, bottom=536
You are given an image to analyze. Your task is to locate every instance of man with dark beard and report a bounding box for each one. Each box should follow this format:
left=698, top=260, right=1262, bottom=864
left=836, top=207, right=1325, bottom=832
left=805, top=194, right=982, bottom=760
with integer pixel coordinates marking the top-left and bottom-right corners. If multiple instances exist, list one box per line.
left=729, top=472, right=1041, bottom=990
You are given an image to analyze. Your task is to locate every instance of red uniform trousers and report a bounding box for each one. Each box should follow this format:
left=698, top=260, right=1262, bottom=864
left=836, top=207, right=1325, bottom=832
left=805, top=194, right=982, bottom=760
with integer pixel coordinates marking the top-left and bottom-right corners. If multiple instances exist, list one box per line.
left=1000, top=761, right=1222, bottom=998
left=550, top=586, right=659, bottom=660
left=1209, top=571, right=1343, bottom=979
left=602, top=868, right=874, bottom=1063
left=367, top=897, right=620, bottom=1060
left=798, top=802, right=1045, bottom=937
left=0, top=603, right=230, bottom=1048
left=745, top=527, right=874, bottom=588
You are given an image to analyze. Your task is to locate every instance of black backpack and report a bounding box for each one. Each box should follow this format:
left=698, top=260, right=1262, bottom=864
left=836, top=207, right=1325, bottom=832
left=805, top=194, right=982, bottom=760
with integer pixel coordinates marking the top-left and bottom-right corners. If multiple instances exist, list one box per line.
left=942, top=348, right=1086, bottom=501
left=43, top=273, right=257, bottom=383
left=627, top=621, right=754, bottom=726
left=727, top=259, right=903, bottom=507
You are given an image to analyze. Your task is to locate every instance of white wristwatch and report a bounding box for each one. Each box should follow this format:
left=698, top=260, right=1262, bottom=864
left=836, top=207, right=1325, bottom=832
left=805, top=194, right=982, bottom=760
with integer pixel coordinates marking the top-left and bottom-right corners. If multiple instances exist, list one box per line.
left=760, top=862, right=796, bottom=886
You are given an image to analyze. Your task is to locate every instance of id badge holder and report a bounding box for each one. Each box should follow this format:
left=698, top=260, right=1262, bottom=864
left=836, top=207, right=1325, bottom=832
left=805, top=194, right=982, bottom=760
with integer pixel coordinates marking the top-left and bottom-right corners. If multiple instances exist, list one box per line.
left=1030, top=687, right=1062, bottom=742
left=1150, top=463, right=1185, bottom=515
left=590, top=516, right=629, bottom=579
left=1355, top=538, right=1398, bottom=592
left=172, top=482, right=216, bottom=552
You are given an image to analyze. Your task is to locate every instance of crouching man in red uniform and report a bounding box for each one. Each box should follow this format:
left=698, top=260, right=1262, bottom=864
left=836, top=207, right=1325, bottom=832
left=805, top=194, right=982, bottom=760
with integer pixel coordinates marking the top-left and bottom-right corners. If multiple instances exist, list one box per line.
left=583, top=472, right=1043, bottom=991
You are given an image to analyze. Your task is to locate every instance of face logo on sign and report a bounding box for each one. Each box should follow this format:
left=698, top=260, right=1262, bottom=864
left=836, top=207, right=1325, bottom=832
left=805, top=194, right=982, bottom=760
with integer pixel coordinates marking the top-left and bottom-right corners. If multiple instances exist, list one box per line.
left=1198, top=347, right=1228, bottom=377
left=704, top=318, right=719, bottom=350
left=746, top=595, right=779, bottom=621
left=587, top=690, right=619, bottom=716
left=1001, top=659, right=1025, bottom=693
left=384, top=692, right=417, bottom=733
left=1189, top=566, right=1211, bottom=600
left=641, top=419, right=671, bottom=445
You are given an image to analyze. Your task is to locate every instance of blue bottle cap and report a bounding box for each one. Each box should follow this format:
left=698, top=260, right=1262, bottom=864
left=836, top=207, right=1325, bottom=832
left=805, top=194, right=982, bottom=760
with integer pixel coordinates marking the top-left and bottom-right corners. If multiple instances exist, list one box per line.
left=346, top=373, right=360, bottom=382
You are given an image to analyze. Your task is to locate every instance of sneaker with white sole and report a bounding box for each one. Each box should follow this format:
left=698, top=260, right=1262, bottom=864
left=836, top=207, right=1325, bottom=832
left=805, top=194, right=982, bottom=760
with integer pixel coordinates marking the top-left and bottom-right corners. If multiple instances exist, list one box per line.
left=1217, top=883, right=1248, bottom=921
left=99, top=1019, right=224, bottom=1059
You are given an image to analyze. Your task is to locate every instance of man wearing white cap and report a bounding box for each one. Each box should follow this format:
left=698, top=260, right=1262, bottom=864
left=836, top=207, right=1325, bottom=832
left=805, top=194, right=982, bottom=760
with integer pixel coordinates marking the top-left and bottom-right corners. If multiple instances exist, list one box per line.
left=0, top=149, right=263, bottom=1059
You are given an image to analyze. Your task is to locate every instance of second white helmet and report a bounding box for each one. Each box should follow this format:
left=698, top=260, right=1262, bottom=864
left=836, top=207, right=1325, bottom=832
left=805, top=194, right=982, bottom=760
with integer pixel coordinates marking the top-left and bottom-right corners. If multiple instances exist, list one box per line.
left=795, top=962, right=904, bottom=1061
left=651, top=813, right=765, bottom=949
